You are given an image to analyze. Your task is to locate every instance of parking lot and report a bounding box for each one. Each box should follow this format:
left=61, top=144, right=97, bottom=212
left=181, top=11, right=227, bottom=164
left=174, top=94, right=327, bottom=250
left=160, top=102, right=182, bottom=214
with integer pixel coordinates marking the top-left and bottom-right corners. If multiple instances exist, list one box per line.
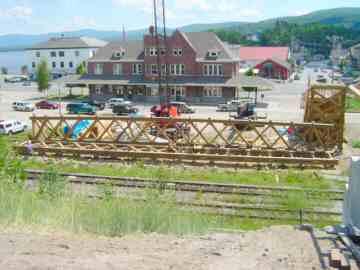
left=1, top=67, right=360, bottom=141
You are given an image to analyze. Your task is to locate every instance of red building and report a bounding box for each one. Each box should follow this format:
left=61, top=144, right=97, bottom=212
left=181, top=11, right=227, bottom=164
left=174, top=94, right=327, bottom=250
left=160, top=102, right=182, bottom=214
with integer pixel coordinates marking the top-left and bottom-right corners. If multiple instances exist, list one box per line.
left=81, top=29, right=244, bottom=104
left=255, top=58, right=292, bottom=80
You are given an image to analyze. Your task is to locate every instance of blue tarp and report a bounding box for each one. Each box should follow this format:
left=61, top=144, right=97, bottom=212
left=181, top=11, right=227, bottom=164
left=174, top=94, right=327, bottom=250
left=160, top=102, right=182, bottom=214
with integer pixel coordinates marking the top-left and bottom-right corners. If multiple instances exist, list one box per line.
left=64, top=120, right=93, bottom=139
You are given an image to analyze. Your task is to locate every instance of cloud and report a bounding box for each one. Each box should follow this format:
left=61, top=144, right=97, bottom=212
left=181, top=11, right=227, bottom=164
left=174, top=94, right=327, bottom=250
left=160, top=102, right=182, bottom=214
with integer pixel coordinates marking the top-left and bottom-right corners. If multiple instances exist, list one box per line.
left=294, top=9, right=310, bottom=16
left=2, top=5, right=33, bottom=19
left=111, top=0, right=153, bottom=13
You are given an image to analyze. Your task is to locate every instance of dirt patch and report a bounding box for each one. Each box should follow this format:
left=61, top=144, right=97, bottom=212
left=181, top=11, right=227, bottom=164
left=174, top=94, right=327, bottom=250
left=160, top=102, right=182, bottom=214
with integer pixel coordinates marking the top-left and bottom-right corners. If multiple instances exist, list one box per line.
left=0, top=226, right=358, bottom=270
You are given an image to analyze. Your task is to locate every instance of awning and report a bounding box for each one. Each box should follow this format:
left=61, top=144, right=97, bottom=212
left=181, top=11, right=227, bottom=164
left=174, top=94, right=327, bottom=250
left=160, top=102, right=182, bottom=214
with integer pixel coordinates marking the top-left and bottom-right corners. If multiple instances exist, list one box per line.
left=54, top=74, right=273, bottom=90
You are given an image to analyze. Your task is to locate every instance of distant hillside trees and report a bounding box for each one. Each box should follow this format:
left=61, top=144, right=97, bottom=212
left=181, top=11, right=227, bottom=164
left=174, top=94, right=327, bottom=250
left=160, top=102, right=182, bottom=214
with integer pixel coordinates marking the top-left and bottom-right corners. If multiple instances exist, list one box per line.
left=212, top=21, right=360, bottom=57
left=208, top=29, right=259, bottom=46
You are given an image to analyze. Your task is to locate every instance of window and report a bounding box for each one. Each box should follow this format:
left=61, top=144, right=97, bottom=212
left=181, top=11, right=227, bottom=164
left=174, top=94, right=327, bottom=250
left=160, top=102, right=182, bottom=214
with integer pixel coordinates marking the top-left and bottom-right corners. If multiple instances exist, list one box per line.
left=170, top=86, right=186, bottom=97
left=36, top=52, right=40, bottom=58
left=94, top=85, right=102, bottom=95
left=32, top=62, right=36, bottom=68
left=132, top=64, right=143, bottom=75
left=95, top=63, right=103, bottom=75
left=52, top=62, right=56, bottom=68
left=113, top=86, right=125, bottom=96
left=204, top=87, right=222, bottom=97
left=75, top=51, right=80, bottom=57
left=160, top=48, right=166, bottom=56
left=151, top=64, right=158, bottom=75
left=149, top=47, right=158, bottom=56
left=170, top=64, right=185, bottom=75
left=59, top=51, right=65, bottom=57
left=69, top=62, right=73, bottom=68
left=203, top=64, right=224, bottom=76
left=60, top=62, right=65, bottom=68
left=173, top=48, right=182, bottom=56
left=50, top=51, right=56, bottom=57
left=161, top=64, right=168, bottom=74
left=113, top=63, right=123, bottom=75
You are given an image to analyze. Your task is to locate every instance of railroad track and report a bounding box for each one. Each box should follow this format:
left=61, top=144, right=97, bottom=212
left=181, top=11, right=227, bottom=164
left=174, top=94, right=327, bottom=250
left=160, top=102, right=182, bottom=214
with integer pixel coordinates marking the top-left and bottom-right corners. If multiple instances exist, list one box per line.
left=25, top=169, right=344, bottom=223
left=25, top=169, right=345, bottom=201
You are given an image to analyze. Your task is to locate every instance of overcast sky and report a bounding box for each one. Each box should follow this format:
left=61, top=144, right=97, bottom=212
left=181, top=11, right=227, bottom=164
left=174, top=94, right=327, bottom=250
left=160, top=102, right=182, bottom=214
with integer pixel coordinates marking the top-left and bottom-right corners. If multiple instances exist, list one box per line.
left=0, top=0, right=360, bottom=35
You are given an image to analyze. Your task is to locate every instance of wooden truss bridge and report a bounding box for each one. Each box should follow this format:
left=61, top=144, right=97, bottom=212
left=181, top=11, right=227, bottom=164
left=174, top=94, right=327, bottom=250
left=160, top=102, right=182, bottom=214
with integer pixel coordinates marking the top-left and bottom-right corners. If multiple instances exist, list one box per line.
left=16, top=85, right=346, bottom=168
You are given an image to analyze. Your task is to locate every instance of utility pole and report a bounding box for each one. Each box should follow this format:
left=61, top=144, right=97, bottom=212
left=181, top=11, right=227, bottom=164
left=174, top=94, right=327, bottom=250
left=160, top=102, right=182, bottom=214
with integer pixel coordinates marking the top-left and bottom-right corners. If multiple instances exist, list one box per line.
left=153, top=0, right=169, bottom=105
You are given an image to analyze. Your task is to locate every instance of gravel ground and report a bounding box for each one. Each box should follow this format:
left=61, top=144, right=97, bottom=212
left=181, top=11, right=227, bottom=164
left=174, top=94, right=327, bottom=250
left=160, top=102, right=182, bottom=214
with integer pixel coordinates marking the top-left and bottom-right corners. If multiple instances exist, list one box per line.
left=0, top=226, right=358, bottom=270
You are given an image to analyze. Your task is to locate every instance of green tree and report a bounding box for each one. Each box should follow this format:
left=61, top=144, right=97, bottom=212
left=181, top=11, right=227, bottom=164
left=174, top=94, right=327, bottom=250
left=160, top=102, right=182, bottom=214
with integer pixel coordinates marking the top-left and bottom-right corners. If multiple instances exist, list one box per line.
left=76, top=62, right=87, bottom=75
left=36, top=60, right=50, bottom=94
left=245, top=68, right=255, bottom=77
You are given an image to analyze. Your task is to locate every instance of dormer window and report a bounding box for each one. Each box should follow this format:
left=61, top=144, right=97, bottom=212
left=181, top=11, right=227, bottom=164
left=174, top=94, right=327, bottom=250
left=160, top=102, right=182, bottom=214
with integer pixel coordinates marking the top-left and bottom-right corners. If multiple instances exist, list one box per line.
left=113, top=49, right=125, bottom=59
left=207, top=50, right=220, bottom=58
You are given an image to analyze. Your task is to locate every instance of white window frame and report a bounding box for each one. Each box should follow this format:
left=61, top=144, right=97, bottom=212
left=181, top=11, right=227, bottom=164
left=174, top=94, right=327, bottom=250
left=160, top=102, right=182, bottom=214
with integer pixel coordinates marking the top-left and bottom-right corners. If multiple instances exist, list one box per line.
left=69, top=62, right=73, bottom=68
left=170, top=86, right=186, bottom=97
left=173, top=48, right=183, bottom=56
left=50, top=51, right=56, bottom=58
left=95, top=63, right=104, bottom=75
left=149, top=47, right=158, bottom=56
left=203, top=64, right=224, bottom=76
left=59, top=51, right=65, bottom=57
left=52, top=62, right=56, bottom=68
left=170, top=64, right=185, bottom=76
left=36, top=52, right=41, bottom=58
left=60, top=61, right=65, bottom=68
left=204, top=87, right=222, bottom=97
left=132, top=64, right=143, bottom=75
left=113, top=63, right=123, bottom=75
left=75, top=51, right=80, bottom=57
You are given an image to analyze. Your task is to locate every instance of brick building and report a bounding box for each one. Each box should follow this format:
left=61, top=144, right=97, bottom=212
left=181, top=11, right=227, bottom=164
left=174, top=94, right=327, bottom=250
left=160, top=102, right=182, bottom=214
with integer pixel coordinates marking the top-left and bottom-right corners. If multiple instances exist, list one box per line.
left=76, top=29, right=251, bottom=104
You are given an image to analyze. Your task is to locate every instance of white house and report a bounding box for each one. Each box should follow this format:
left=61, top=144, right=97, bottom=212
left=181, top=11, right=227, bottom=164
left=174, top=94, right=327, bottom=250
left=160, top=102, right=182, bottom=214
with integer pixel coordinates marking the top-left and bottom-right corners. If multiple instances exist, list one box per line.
left=27, top=36, right=107, bottom=79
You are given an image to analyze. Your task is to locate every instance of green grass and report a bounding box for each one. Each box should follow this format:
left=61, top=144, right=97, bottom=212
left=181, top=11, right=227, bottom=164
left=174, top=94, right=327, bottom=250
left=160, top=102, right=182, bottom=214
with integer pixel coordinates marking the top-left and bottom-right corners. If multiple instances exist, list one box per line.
left=346, top=96, right=360, bottom=113
left=22, top=158, right=344, bottom=190
left=0, top=136, right=339, bottom=236
left=0, top=179, right=312, bottom=236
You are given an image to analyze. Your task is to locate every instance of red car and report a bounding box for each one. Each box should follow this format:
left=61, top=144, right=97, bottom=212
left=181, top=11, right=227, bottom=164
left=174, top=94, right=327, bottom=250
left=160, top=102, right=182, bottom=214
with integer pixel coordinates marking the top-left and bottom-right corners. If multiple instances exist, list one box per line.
left=35, top=100, right=59, bottom=110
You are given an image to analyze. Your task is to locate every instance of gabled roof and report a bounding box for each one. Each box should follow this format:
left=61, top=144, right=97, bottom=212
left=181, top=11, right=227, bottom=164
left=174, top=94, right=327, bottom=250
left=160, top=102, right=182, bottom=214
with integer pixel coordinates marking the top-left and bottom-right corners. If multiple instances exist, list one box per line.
left=239, top=47, right=290, bottom=61
left=182, top=32, right=238, bottom=61
left=90, top=40, right=144, bottom=61
left=29, top=37, right=107, bottom=50
left=256, top=58, right=292, bottom=70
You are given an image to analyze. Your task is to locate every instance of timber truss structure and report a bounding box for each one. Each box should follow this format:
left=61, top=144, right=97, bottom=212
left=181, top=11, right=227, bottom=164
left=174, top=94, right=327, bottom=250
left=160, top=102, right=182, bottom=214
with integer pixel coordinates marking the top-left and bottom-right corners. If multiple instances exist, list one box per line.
left=16, top=115, right=342, bottom=168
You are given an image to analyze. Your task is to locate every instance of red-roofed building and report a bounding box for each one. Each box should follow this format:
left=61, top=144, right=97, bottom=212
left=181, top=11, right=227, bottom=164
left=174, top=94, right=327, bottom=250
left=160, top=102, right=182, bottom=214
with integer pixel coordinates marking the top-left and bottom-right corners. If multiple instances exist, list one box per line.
left=239, top=47, right=292, bottom=80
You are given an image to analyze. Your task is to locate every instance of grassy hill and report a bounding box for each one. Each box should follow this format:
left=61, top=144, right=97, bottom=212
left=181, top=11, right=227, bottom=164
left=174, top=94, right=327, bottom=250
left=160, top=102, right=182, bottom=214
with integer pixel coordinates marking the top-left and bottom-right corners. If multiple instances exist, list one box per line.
left=1, top=7, right=360, bottom=50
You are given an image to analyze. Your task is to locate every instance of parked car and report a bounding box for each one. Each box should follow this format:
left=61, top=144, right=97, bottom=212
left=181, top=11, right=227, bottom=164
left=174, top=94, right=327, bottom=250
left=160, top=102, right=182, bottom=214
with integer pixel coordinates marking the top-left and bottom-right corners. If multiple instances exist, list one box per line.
left=169, top=101, right=195, bottom=114
left=66, top=103, right=96, bottom=115
left=113, top=104, right=139, bottom=116
left=0, top=120, right=27, bottom=135
left=35, top=100, right=59, bottom=110
left=88, top=100, right=106, bottom=111
left=12, top=102, right=35, bottom=112
left=107, top=98, right=132, bottom=108
left=217, top=99, right=250, bottom=112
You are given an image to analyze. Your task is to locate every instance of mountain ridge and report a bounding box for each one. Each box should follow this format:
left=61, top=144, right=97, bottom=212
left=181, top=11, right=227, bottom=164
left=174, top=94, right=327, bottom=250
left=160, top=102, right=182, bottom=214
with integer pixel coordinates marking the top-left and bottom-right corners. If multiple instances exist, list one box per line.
left=1, top=7, right=360, bottom=51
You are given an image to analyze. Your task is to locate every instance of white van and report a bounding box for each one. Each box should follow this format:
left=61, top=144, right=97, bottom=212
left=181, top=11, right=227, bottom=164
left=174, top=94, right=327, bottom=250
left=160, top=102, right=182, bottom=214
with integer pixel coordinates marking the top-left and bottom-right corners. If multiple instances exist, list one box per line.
left=12, top=102, right=35, bottom=112
left=0, top=120, right=27, bottom=135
